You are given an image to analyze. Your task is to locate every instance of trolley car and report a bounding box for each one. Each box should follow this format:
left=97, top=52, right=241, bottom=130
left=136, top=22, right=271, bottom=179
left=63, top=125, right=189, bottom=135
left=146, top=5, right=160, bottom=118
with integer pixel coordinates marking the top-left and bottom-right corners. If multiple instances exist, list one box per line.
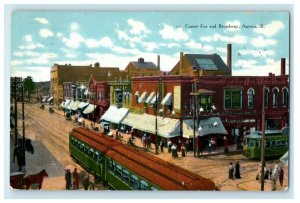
left=69, top=127, right=217, bottom=191
left=243, top=127, right=288, bottom=159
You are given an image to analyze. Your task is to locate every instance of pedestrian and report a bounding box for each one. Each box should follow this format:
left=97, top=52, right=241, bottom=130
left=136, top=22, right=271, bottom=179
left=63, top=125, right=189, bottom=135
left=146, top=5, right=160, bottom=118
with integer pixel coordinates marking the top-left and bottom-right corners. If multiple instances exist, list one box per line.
left=88, top=173, right=95, bottom=190
left=279, top=166, right=284, bottom=187
left=142, top=135, right=146, bottom=148
left=181, top=144, right=186, bottom=157
left=208, top=139, right=212, bottom=155
left=234, top=161, right=241, bottom=179
left=65, top=169, right=72, bottom=190
left=115, top=129, right=119, bottom=140
left=178, top=139, right=182, bottom=151
left=171, top=144, right=177, bottom=159
left=72, top=168, right=80, bottom=189
left=228, top=162, right=234, bottom=179
left=83, top=174, right=89, bottom=190
left=185, top=140, right=189, bottom=152
left=168, top=140, right=172, bottom=153
left=130, top=128, right=134, bottom=140
left=264, top=168, right=270, bottom=180
left=160, top=140, right=164, bottom=153
left=271, top=163, right=279, bottom=191
left=224, top=136, right=229, bottom=154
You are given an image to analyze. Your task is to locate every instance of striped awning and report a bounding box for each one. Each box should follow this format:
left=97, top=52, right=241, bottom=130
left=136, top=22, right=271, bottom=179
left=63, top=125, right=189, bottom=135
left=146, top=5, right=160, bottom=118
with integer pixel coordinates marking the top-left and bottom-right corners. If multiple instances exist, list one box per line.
left=145, top=92, right=155, bottom=104
left=70, top=101, right=81, bottom=111
left=161, top=93, right=172, bottom=105
left=138, top=92, right=147, bottom=103
left=47, top=96, right=53, bottom=102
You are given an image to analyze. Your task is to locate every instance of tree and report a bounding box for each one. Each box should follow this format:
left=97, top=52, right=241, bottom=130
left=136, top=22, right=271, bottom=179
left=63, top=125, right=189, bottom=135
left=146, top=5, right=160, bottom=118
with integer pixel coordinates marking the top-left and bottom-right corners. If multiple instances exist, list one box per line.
left=23, top=76, right=35, bottom=102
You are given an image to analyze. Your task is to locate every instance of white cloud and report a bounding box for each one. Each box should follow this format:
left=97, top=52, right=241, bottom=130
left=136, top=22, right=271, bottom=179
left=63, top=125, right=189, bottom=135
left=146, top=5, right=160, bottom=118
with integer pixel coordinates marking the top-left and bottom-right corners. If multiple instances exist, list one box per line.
left=40, top=29, right=54, bottom=38
left=142, top=42, right=158, bottom=52
left=58, top=32, right=85, bottom=49
left=233, top=59, right=289, bottom=76
left=159, top=24, right=188, bottom=41
left=200, top=33, right=247, bottom=44
left=225, top=20, right=241, bottom=32
left=251, top=36, right=277, bottom=47
left=238, top=49, right=275, bottom=58
left=35, top=17, right=48, bottom=24
left=11, top=66, right=51, bottom=82
left=127, top=19, right=150, bottom=35
left=18, top=43, right=44, bottom=50
left=254, top=20, right=284, bottom=37
left=24, top=35, right=33, bottom=42
left=85, top=37, right=114, bottom=48
left=70, top=22, right=79, bottom=31
left=159, top=42, right=180, bottom=48
left=234, top=59, right=258, bottom=69
left=185, top=40, right=214, bottom=52
left=116, top=30, right=141, bottom=43
left=11, top=53, right=57, bottom=66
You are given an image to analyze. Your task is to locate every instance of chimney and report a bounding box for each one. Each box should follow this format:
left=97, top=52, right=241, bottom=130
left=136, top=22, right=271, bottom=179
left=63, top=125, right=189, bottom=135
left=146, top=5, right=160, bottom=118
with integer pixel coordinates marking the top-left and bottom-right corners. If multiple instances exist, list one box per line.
left=138, top=58, right=144, bottom=63
left=281, top=58, right=286, bottom=76
left=157, top=55, right=160, bottom=70
left=200, top=68, right=205, bottom=76
left=179, top=52, right=184, bottom=75
left=227, top=44, right=232, bottom=76
left=94, top=62, right=100, bottom=68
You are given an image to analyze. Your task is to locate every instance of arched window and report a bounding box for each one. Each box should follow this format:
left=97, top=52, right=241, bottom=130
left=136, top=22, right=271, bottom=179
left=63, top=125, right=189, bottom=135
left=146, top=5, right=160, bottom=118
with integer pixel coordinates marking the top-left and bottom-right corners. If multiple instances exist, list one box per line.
left=247, top=88, right=255, bottom=109
left=273, top=87, right=279, bottom=107
left=282, top=88, right=289, bottom=107
left=264, top=88, right=269, bottom=108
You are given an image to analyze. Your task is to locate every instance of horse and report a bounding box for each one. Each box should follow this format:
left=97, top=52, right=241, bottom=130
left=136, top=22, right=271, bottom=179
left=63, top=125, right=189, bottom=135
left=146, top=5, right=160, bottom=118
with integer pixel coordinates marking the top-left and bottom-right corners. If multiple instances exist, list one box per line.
left=23, top=169, right=48, bottom=190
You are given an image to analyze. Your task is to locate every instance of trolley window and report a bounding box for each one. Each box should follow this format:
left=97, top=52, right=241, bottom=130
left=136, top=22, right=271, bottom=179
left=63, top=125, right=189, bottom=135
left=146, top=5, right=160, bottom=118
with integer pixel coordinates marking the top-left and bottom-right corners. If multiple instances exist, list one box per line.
left=248, top=140, right=254, bottom=147
left=255, top=140, right=260, bottom=147
left=150, top=186, right=158, bottom=191
left=80, top=143, right=85, bottom=151
left=116, top=165, right=122, bottom=179
left=130, top=175, right=139, bottom=190
left=108, top=160, right=115, bottom=173
left=88, top=148, right=94, bottom=157
left=270, top=141, right=275, bottom=147
left=266, top=141, right=270, bottom=148
left=140, top=180, right=149, bottom=190
left=84, top=145, right=89, bottom=153
left=94, top=152, right=100, bottom=161
left=122, top=170, right=130, bottom=184
left=280, top=140, right=286, bottom=146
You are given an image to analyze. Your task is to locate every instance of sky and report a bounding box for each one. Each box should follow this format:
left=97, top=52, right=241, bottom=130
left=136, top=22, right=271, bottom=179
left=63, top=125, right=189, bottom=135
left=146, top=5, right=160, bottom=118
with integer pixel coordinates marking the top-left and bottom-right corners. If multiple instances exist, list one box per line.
left=11, top=11, right=289, bottom=82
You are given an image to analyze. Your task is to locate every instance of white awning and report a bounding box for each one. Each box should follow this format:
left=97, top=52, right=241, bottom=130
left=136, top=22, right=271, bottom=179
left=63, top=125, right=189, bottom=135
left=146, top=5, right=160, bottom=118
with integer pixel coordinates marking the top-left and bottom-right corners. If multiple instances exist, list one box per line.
left=47, top=96, right=53, bottom=102
left=65, top=100, right=75, bottom=110
left=145, top=92, right=155, bottom=104
left=161, top=93, right=172, bottom=105
left=151, top=94, right=157, bottom=104
left=83, top=104, right=97, bottom=114
left=100, top=105, right=129, bottom=124
left=77, top=102, right=89, bottom=109
left=60, top=99, right=71, bottom=108
left=280, top=151, right=288, bottom=166
left=122, top=113, right=180, bottom=138
left=134, top=91, right=139, bottom=96
left=138, top=92, right=147, bottom=103
left=183, top=117, right=227, bottom=138
left=70, top=101, right=81, bottom=111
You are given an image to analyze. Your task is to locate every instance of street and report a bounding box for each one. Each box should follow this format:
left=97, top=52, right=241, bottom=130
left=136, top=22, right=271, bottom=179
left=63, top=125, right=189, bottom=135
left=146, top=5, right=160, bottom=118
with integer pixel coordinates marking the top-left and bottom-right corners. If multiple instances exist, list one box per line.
left=11, top=103, right=288, bottom=191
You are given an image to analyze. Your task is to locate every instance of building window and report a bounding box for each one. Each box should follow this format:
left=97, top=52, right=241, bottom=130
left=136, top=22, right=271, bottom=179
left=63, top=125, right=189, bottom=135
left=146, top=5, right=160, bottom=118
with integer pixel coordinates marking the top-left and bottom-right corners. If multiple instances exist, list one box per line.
left=224, top=89, right=242, bottom=109
left=273, top=88, right=279, bottom=107
left=282, top=88, right=288, bottom=107
left=264, top=88, right=269, bottom=108
left=247, top=88, right=254, bottom=109
left=199, top=96, right=212, bottom=111
left=98, top=91, right=104, bottom=101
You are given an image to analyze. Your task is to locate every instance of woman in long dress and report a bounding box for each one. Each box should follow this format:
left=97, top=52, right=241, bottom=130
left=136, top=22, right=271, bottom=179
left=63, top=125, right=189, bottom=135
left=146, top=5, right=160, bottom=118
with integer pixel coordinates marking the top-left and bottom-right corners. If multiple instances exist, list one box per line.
left=228, top=162, right=234, bottom=179
left=235, top=162, right=241, bottom=179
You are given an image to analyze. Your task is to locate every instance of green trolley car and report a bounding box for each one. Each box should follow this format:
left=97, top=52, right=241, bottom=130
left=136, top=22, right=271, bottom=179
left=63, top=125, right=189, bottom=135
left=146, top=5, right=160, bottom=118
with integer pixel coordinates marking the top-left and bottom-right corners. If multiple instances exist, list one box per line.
left=243, top=127, right=288, bottom=159
left=69, top=127, right=217, bottom=191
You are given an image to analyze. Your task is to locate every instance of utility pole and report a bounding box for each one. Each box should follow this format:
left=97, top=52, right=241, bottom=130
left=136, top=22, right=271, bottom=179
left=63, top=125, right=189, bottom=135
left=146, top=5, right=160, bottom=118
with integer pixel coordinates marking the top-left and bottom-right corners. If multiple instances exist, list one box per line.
left=155, top=88, right=158, bottom=154
left=21, top=83, right=26, bottom=168
left=14, top=77, right=18, bottom=146
left=261, top=85, right=266, bottom=191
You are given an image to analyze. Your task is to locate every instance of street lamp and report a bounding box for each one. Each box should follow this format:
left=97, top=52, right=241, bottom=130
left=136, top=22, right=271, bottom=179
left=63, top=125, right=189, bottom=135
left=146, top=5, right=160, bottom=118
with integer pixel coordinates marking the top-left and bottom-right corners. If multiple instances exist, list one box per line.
left=155, top=89, right=159, bottom=154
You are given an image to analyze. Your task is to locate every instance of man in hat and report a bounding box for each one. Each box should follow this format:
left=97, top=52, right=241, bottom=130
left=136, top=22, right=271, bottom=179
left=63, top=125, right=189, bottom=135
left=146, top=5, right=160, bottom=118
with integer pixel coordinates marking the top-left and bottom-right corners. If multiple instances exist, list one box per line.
left=65, top=169, right=72, bottom=190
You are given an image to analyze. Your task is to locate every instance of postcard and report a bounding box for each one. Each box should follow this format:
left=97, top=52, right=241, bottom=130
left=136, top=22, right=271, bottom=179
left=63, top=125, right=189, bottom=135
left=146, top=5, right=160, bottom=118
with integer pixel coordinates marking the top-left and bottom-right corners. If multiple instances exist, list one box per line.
left=9, top=11, right=289, bottom=192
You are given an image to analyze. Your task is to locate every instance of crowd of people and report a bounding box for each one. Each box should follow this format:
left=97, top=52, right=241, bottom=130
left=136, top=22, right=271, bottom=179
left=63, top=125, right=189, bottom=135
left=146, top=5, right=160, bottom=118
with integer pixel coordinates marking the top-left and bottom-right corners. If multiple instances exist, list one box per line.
left=65, top=167, right=96, bottom=190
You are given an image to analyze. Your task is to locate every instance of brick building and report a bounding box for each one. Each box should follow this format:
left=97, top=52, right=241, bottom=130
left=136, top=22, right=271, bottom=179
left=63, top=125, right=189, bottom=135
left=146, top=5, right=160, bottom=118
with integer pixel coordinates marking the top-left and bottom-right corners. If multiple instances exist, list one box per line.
left=168, top=44, right=232, bottom=76
left=50, top=62, right=128, bottom=106
left=120, top=58, right=289, bottom=150
left=124, top=57, right=162, bottom=77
